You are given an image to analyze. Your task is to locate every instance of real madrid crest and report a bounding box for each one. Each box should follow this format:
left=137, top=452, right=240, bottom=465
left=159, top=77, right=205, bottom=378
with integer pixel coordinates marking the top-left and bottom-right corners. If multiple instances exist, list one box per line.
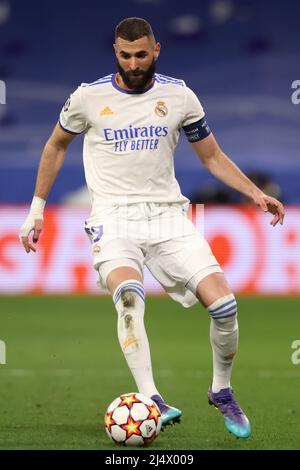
left=155, top=101, right=168, bottom=117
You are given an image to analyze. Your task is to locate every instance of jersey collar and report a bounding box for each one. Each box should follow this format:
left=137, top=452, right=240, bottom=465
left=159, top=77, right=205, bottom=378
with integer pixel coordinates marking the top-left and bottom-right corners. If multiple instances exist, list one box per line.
left=111, top=73, right=155, bottom=94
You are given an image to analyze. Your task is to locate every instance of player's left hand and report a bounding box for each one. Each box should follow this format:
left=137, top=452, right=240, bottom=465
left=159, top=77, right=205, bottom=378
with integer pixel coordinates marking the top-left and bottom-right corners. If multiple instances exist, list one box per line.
left=253, top=192, right=285, bottom=226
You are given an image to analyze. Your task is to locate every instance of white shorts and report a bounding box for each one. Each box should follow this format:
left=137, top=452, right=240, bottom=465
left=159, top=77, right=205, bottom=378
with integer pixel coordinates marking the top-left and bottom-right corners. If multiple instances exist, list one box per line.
left=84, top=203, right=222, bottom=308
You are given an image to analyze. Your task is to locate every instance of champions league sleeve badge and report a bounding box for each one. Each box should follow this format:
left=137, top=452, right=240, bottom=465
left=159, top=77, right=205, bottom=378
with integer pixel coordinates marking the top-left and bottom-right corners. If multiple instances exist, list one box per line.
left=63, top=95, right=71, bottom=112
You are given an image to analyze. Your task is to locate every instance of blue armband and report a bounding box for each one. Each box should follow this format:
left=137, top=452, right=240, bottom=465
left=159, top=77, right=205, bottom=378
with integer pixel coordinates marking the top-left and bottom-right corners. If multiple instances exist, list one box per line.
left=182, top=116, right=211, bottom=142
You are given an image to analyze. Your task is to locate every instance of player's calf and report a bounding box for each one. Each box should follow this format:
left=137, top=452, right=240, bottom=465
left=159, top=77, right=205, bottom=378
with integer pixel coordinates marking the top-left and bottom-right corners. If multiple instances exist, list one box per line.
left=113, top=279, right=146, bottom=358
left=112, top=279, right=161, bottom=399
left=208, top=294, right=238, bottom=392
left=207, top=294, right=251, bottom=438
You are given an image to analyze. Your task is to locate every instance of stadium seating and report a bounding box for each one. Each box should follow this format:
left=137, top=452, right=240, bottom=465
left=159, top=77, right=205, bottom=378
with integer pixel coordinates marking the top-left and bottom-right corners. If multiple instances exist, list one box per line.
left=0, top=0, right=299, bottom=203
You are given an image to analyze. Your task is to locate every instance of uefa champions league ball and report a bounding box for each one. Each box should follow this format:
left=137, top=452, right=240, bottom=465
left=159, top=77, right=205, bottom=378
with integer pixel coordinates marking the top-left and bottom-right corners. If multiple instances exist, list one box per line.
left=104, top=392, right=162, bottom=446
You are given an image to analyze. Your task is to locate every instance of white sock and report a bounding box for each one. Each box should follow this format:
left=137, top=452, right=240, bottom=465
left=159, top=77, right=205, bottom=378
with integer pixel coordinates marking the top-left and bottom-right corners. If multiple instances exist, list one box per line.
left=207, top=294, right=239, bottom=393
left=113, top=280, right=160, bottom=398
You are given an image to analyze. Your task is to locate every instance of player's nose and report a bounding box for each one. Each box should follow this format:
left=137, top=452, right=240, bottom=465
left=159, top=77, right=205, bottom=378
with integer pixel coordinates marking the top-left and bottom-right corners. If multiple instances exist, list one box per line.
left=128, top=57, right=139, bottom=70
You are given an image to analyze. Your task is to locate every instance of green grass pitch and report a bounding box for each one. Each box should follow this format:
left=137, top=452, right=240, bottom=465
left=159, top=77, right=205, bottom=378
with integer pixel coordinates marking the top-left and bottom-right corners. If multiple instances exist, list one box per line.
left=0, top=295, right=300, bottom=450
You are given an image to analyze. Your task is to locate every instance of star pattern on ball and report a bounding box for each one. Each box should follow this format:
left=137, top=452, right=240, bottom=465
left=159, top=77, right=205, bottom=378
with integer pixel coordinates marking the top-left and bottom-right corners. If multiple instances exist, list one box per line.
left=147, top=404, right=161, bottom=424
left=121, top=416, right=142, bottom=438
left=119, top=393, right=140, bottom=409
left=104, top=411, right=115, bottom=433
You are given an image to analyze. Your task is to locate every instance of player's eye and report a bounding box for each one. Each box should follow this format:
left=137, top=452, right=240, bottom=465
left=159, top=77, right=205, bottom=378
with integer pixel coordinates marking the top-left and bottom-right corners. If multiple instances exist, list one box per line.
left=120, top=53, right=131, bottom=59
left=135, top=52, right=148, bottom=58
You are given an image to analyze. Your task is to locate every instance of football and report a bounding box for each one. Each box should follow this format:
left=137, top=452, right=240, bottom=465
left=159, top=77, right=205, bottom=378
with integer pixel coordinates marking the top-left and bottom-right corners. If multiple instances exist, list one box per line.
left=104, top=392, right=162, bottom=446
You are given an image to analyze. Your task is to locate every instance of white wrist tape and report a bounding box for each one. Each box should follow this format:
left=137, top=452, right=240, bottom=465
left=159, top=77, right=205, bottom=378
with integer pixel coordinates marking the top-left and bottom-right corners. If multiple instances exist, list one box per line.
left=30, top=196, right=46, bottom=219
left=19, top=196, right=46, bottom=239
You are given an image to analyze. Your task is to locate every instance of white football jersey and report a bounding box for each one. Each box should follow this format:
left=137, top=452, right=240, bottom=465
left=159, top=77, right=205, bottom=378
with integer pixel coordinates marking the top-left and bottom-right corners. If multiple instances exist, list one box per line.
left=59, top=73, right=207, bottom=215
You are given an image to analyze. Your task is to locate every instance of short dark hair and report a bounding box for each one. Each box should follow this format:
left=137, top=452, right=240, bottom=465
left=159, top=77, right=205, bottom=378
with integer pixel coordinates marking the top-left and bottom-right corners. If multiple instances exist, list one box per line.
left=115, top=17, right=155, bottom=42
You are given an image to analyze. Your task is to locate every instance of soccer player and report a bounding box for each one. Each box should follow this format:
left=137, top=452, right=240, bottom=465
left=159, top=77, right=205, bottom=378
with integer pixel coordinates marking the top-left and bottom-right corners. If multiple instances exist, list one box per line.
left=19, top=17, right=284, bottom=438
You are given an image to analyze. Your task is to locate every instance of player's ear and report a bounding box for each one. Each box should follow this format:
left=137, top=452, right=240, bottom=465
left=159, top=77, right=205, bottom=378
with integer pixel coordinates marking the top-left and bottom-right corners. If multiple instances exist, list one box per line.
left=113, top=37, right=121, bottom=54
left=113, top=43, right=119, bottom=57
left=154, top=42, right=161, bottom=61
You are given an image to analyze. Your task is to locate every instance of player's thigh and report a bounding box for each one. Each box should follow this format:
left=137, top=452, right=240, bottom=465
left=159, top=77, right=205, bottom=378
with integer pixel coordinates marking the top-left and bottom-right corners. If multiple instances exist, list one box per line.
left=89, top=237, right=144, bottom=291
left=147, top=232, right=220, bottom=289
left=195, top=272, right=232, bottom=308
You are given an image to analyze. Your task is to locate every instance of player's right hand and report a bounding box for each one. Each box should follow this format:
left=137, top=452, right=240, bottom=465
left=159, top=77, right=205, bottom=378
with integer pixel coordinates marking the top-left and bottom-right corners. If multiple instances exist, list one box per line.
left=19, top=216, right=44, bottom=253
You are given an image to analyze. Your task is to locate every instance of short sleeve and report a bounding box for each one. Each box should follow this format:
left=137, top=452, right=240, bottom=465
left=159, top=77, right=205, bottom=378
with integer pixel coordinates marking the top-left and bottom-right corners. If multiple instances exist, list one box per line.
left=181, top=86, right=211, bottom=142
left=181, top=87, right=205, bottom=128
left=59, top=87, right=88, bottom=134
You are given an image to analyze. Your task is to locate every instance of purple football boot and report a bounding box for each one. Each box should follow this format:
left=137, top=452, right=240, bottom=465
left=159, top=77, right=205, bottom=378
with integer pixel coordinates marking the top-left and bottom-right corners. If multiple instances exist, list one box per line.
left=151, top=394, right=182, bottom=429
left=208, top=387, right=251, bottom=438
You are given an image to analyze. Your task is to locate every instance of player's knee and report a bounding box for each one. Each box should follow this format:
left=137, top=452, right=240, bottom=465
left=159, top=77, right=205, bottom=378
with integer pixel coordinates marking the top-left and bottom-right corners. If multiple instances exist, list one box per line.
left=207, top=293, right=237, bottom=323
left=97, top=258, right=143, bottom=292
left=113, top=279, right=145, bottom=310
left=120, top=291, right=135, bottom=308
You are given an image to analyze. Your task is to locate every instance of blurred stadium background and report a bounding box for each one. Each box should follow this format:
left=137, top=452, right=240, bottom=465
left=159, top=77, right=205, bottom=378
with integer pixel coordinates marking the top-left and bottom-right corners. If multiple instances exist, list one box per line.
left=0, top=0, right=300, bottom=450
left=0, top=0, right=299, bottom=295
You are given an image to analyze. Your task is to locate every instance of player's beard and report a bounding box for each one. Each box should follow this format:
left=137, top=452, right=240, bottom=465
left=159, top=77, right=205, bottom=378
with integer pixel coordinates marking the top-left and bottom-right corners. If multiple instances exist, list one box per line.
left=116, top=59, right=156, bottom=91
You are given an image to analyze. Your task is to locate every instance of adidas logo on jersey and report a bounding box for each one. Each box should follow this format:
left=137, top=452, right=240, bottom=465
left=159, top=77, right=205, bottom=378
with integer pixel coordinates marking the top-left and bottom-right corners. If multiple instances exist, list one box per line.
left=100, top=106, right=113, bottom=116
